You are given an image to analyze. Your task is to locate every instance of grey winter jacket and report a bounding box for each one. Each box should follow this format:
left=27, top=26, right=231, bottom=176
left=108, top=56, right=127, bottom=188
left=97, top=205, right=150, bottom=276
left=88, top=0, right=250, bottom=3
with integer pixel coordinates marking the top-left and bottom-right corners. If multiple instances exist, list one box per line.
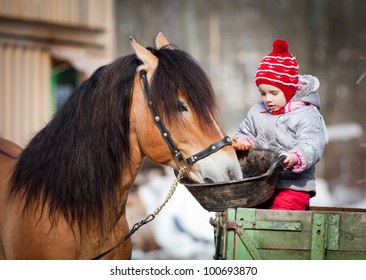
left=235, top=75, right=327, bottom=196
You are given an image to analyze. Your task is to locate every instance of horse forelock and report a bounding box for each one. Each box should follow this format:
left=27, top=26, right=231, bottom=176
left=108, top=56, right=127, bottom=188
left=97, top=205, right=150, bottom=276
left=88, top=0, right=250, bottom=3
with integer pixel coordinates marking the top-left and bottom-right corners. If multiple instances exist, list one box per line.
left=10, top=54, right=140, bottom=232
left=149, top=47, right=217, bottom=126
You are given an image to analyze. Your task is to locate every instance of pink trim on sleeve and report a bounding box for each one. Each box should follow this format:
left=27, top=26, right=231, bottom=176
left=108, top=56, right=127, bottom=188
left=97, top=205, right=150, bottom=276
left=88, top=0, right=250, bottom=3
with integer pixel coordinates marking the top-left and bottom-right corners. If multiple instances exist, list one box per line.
left=289, top=150, right=306, bottom=172
left=242, top=136, right=255, bottom=147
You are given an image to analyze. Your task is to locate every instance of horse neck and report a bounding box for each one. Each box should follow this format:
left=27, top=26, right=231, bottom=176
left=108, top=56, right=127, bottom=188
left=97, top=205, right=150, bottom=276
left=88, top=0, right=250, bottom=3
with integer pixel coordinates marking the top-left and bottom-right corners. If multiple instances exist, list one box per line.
left=114, top=138, right=144, bottom=216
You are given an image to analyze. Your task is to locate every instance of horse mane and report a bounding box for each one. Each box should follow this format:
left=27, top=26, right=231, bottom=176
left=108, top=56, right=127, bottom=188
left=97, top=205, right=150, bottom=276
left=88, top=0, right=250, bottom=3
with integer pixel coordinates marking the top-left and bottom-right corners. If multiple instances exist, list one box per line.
left=148, top=46, right=217, bottom=125
left=10, top=46, right=217, bottom=232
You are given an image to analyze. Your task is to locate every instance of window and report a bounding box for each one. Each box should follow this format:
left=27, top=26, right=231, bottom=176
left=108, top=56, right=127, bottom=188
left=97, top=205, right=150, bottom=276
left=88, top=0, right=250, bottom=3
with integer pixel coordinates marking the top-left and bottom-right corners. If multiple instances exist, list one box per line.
left=51, top=60, right=77, bottom=111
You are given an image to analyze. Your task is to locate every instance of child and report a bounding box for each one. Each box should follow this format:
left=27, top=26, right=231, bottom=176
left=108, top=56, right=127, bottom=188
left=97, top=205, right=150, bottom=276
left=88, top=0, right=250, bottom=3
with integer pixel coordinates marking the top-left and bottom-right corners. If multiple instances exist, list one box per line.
left=233, top=39, right=328, bottom=210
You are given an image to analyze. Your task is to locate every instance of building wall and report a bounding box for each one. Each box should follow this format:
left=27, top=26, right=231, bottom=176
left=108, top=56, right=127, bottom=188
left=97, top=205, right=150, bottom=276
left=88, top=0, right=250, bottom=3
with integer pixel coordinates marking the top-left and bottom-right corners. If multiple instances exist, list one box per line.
left=0, top=0, right=115, bottom=147
left=0, top=0, right=106, bottom=29
left=0, top=43, right=51, bottom=146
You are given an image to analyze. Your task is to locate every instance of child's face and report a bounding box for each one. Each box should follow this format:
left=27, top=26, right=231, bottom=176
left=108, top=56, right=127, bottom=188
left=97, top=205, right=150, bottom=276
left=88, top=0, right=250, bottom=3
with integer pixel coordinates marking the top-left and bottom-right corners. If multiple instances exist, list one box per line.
left=258, top=84, right=287, bottom=112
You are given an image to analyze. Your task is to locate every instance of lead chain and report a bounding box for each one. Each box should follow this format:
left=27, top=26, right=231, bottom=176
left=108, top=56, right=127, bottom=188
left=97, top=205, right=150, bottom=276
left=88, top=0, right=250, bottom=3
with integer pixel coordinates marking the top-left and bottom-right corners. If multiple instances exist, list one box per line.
left=152, top=165, right=189, bottom=217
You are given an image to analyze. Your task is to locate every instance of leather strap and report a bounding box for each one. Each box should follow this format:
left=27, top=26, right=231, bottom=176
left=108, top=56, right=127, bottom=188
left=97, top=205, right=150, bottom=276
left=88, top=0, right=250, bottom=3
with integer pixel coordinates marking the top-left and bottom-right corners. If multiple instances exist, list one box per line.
left=140, top=70, right=184, bottom=161
left=140, top=70, right=232, bottom=165
left=186, top=136, right=232, bottom=165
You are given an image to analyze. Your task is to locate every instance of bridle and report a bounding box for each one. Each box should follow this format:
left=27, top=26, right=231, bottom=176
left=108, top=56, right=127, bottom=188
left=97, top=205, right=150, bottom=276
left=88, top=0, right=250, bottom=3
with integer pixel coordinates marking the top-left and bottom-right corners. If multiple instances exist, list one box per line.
left=91, top=69, right=232, bottom=260
left=139, top=70, right=232, bottom=167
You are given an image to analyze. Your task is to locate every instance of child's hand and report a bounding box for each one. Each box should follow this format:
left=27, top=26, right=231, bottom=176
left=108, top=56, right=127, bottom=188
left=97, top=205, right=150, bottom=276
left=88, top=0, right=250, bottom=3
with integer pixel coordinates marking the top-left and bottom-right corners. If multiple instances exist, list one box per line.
left=232, top=137, right=253, bottom=151
left=281, top=152, right=298, bottom=169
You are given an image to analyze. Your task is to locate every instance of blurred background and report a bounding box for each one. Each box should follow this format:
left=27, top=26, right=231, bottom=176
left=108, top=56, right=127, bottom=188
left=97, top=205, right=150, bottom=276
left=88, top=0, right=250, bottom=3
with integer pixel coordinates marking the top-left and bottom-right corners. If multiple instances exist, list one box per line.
left=1, top=0, right=366, bottom=259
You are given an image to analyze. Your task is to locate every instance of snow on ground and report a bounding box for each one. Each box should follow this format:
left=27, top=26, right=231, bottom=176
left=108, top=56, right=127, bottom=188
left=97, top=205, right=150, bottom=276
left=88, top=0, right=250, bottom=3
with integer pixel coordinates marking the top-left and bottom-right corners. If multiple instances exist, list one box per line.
left=134, top=167, right=215, bottom=260
left=310, top=178, right=333, bottom=207
left=311, top=177, right=366, bottom=208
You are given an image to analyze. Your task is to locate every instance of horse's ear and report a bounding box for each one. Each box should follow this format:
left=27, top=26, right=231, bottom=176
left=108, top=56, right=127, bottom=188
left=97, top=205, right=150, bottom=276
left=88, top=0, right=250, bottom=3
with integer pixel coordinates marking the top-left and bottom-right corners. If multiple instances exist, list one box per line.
left=156, top=32, right=171, bottom=50
left=130, top=36, right=158, bottom=73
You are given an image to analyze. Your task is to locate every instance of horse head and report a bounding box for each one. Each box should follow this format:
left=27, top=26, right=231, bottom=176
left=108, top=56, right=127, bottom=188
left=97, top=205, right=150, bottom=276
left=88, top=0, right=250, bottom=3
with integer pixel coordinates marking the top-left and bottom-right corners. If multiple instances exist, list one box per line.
left=130, top=33, right=242, bottom=183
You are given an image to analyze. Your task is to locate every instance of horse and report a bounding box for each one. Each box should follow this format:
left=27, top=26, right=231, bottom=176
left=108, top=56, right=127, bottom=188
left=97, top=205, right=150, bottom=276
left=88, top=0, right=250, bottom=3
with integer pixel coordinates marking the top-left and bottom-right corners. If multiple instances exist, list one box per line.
left=0, top=32, right=242, bottom=259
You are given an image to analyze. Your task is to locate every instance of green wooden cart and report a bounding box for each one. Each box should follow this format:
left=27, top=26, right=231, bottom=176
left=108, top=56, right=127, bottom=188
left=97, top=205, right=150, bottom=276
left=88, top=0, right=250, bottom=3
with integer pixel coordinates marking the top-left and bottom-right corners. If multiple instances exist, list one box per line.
left=211, top=206, right=366, bottom=260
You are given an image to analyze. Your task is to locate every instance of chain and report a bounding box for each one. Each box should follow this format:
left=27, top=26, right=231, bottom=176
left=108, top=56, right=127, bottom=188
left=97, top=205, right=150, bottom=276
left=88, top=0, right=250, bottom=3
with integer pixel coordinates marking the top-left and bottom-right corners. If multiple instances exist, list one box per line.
left=153, top=165, right=189, bottom=216
left=91, top=165, right=190, bottom=259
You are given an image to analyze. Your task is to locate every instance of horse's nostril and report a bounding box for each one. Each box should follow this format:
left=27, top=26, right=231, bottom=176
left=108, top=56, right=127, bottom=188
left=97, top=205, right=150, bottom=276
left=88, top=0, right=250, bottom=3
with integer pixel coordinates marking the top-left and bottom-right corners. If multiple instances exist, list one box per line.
left=204, top=178, right=214, bottom=184
left=227, top=167, right=242, bottom=181
left=227, top=170, right=233, bottom=180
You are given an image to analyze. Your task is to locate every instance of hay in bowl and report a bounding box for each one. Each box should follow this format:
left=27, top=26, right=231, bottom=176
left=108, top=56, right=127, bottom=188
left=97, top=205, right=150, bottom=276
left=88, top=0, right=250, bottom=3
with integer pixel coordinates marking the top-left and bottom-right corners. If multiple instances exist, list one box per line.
left=179, top=148, right=285, bottom=212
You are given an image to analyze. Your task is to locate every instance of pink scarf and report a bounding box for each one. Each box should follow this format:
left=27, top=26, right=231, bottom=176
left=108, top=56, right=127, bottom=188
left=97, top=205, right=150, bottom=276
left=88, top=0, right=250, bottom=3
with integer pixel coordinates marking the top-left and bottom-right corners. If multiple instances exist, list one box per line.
left=261, top=101, right=310, bottom=115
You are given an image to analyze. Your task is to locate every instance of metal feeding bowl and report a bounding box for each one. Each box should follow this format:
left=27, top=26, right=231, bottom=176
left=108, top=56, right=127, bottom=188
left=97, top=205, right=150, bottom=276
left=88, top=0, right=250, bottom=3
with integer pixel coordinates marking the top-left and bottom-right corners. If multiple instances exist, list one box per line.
left=179, top=148, right=286, bottom=212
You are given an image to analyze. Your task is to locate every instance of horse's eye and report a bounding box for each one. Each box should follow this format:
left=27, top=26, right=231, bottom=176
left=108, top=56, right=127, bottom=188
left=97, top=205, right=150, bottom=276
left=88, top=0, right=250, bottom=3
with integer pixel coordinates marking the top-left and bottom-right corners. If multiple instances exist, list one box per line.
left=177, top=102, right=188, bottom=112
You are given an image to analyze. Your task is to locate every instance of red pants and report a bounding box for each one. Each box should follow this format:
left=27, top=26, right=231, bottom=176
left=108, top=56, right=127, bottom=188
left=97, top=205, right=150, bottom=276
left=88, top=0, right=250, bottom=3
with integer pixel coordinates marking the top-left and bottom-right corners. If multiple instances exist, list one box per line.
left=261, top=189, right=310, bottom=210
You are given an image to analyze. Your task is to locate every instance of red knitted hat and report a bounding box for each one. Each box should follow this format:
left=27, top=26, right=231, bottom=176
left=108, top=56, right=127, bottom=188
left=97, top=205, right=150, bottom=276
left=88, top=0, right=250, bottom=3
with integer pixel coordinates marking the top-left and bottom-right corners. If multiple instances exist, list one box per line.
left=255, top=39, right=299, bottom=102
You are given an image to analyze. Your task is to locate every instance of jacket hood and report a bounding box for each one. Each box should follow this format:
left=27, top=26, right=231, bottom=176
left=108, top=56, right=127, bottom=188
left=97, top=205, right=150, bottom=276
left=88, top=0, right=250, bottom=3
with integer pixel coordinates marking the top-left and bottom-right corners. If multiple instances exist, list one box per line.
left=292, top=75, right=321, bottom=109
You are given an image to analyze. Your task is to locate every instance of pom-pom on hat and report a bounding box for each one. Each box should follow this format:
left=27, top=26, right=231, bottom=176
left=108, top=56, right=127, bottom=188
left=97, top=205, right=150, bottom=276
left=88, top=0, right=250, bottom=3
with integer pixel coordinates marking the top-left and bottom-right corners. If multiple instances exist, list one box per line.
left=255, top=39, right=299, bottom=102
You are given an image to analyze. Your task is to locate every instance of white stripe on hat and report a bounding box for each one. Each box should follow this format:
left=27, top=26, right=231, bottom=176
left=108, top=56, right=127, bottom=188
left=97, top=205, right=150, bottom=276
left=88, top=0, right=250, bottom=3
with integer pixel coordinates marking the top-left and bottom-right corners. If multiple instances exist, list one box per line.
left=256, top=69, right=299, bottom=78
left=255, top=76, right=299, bottom=87
left=263, top=55, right=297, bottom=60
left=259, top=62, right=299, bottom=69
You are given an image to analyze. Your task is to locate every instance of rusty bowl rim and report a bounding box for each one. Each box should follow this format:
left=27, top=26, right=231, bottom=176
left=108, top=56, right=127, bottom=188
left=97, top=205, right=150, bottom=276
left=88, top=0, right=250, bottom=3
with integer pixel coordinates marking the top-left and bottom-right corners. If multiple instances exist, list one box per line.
left=182, top=154, right=286, bottom=188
